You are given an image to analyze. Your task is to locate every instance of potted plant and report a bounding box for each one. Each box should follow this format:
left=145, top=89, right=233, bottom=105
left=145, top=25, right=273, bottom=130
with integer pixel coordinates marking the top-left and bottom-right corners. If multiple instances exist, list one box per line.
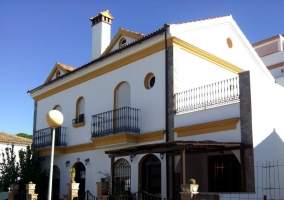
left=69, top=167, right=76, bottom=183
left=96, top=171, right=110, bottom=196
left=180, top=178, right=199, bottom=193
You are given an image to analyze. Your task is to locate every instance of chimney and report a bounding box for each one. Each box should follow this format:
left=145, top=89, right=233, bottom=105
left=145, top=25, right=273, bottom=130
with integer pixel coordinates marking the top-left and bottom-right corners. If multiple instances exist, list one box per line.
left=90, top=10, right=114, bottom=60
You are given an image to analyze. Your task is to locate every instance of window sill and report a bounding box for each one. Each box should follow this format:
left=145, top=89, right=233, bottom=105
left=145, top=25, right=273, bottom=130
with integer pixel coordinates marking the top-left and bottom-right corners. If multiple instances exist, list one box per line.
left=72, top=122, right=85, bottom=128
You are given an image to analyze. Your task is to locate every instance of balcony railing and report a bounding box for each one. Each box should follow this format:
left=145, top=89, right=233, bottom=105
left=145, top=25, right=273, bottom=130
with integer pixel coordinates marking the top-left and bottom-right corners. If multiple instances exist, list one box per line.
left=34, top=127, right=67, bottom=149
left=174, top=77, right=240, bottom=114
left=72, top=114, right=85, bottom=124
left=92, top=107, right=140, bottom=138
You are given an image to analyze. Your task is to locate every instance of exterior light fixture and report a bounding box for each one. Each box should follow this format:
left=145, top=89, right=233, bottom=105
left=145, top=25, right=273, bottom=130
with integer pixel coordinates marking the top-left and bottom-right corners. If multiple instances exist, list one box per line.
left=66, top=161, right=70, bottom=167
left=46, top=110, right=64, bottom=200
left=77, top=158, right=80, bottom=162
left=85, top=158, right=90, bottom=165
left=130, top=155, right=136, bottom=162
left=160, top=153, right=164, bottom=160
left=282, top=69, right=284, bottom=73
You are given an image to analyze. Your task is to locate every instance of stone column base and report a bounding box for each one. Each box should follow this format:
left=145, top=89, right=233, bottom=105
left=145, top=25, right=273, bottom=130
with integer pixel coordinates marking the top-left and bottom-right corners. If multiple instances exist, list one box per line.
left=27, top=194, right=38, bottom=200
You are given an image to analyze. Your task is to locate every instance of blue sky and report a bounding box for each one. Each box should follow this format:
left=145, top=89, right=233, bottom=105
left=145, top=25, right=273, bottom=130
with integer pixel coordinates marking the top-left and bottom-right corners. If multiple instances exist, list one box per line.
left=0, top=1, right=283, bottom=135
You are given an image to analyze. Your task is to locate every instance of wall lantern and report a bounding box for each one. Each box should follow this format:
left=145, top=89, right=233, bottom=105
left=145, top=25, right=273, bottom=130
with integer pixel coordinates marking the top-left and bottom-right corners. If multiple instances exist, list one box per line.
left=77, top=158, right=80, bottom=162
left=65, top=161, right=70, bottom=167
left=85, top=158, right=90, bottom=165
left=160, top=153, right=164, bottom=160
left=130, top=155, right=136, bottom=162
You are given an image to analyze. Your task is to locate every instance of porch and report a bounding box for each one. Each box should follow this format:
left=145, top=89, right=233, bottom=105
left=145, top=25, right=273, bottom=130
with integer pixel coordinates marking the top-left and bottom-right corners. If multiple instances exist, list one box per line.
left=105, top=141, right=252, bottom=199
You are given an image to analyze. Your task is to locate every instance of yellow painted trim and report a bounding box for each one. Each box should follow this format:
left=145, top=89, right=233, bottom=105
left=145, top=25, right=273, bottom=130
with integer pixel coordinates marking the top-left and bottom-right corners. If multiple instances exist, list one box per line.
left=169, top=37, right=244, bottom=74
left=72, top=122, right=85, bottom=128
left=137, top=131, right=165, bottom=143
left=32, top=37, right=244, bottom=101
left=174, top=118, right=239, bottom=138
left=37, top=130, right=165, bottom=156
left=102, top=28, right=144, bottom=56
left=92, top=133, right=138, bottom=147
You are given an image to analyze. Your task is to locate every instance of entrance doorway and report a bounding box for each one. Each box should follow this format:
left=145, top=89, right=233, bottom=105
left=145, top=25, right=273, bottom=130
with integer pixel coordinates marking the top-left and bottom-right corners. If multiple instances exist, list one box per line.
left=141, top=154, right=161, bottom=196
left=208, top=154, right=242, bottom=192
left=74, top=162, right=86, bottom=196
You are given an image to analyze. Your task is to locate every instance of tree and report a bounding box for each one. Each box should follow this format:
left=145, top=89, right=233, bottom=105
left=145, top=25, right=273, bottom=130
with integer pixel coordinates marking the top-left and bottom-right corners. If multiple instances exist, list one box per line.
left=0, top=145, right=19, bottom=191
left=16, top=133, right=33, bottom=139
left=18, top=146, right=48, bottom=199
left=0, top=145, right=48, bottom=199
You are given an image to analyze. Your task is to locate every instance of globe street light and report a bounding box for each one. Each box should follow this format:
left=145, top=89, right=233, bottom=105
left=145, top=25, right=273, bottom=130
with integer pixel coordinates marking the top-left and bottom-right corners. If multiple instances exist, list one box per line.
left=46, top=110, right=64, bottom=200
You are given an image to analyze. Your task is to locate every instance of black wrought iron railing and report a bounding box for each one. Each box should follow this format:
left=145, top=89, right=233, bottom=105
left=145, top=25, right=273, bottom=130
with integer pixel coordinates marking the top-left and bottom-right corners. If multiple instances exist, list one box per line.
left=33, top=126, right=67, bottom=149
left=75, top=190, right=97, bottom=200
left=140, top=191, right=172, bottom=200
left=92, top=107, right=140, bottom=138
left=109, top=191, right=138, bottom=200
left=72, top=115, right=85, bottom=124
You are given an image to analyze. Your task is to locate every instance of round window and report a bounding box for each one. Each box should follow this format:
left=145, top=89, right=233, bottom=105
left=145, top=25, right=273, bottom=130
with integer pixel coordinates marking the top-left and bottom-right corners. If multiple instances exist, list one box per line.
left=144, top=73, right=155, bottom=89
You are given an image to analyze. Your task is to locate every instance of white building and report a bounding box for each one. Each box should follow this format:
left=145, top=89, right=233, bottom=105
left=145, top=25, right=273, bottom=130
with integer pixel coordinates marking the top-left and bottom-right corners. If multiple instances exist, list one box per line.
left=28, top=10, right=284, bottom=199
left=0, top=131, right=32, bottom=161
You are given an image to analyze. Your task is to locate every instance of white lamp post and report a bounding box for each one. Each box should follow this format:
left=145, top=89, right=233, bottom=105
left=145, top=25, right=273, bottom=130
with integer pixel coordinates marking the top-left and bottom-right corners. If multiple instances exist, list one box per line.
left=46, top=110, right=64, bottom=200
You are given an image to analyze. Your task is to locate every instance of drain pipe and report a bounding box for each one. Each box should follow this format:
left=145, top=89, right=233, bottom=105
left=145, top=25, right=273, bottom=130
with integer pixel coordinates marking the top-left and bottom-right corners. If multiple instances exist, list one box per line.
left=164, top=25, right=169, bottom=143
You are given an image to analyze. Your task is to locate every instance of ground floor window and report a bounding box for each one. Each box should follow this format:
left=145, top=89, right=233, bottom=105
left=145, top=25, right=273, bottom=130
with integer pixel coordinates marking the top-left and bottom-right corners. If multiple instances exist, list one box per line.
left=208, top=154, right=243, bottom=192
left=114, top=158, right=131, bottom=192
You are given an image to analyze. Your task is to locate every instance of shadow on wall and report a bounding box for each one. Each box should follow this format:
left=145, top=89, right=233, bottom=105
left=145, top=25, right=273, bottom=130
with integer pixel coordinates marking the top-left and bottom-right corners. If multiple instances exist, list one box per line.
left=254, top=129, right=284, bottom=162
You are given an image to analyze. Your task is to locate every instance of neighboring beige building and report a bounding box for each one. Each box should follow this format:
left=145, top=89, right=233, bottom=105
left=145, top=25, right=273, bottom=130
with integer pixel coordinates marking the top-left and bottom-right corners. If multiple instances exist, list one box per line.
left=253, top=34, right=284, bottom=86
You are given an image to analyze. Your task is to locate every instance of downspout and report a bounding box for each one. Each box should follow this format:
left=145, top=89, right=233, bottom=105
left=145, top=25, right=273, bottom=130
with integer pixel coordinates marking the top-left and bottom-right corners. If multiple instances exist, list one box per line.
left=32, top=101, right=37, bottom=147
left=164, top=26, right=169, bottom=142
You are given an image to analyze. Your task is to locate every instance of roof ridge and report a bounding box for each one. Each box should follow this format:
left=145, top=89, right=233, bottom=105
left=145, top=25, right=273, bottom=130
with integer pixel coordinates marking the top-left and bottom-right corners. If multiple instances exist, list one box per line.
left=165, top=15, right=231, bottom=26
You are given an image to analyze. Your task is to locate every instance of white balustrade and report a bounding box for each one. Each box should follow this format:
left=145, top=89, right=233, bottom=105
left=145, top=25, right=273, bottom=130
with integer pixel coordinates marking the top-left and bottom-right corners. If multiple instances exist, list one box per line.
left=175, top=77, right=240, bottom=114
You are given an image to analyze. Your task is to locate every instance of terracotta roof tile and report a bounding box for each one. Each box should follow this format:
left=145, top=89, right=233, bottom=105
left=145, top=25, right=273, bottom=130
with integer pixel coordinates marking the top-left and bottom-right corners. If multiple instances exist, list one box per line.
left=56, top=62, right=76, bottom=72
left=120, top=28, right=145, bottom=37
left=0, top=131, right=32, bottom=146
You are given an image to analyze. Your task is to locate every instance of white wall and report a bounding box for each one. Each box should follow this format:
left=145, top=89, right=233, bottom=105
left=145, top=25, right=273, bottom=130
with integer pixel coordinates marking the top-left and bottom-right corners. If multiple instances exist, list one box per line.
left=173, top=46, right=237, bottom=94
left=36, top=50, right=166, bottom=146
left=169, top=16, right=273, bottom=82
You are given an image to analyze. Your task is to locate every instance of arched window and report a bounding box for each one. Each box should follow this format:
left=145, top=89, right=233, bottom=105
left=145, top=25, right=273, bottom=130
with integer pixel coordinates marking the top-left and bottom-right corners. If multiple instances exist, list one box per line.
left=73, top=97, right=85, bottom=126
left=114, top=158, right=131, bottom=192
left=115, top=82, right=130, bottom=109
left=119, top=38, right=127, bottom=48
left=53, top=105, right=62, bottom=112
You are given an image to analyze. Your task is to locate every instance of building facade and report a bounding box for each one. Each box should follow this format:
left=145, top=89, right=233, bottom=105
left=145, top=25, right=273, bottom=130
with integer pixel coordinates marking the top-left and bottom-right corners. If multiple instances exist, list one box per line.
left=28, top=10, right=284, bottom=199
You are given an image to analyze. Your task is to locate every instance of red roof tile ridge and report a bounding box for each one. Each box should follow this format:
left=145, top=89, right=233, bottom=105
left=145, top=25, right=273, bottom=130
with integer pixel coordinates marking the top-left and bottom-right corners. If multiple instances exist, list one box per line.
left=56, top=62, right=76, bottom=71
left=119, top=27, right=145, bottom=36
left=165, top=15, right=231, bottom=26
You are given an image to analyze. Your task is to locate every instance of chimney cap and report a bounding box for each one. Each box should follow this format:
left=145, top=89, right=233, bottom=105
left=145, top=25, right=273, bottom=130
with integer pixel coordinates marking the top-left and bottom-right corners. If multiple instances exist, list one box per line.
left=90, top=10, right=114, bottom=26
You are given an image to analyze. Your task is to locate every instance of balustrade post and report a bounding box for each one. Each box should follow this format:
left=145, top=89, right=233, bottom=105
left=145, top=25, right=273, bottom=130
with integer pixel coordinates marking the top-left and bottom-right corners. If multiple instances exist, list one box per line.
left=67, top=183, right=80, bottom=200
left=8, top=184, right=19, bottom=200
left=26, top=182, right=38, bottom=200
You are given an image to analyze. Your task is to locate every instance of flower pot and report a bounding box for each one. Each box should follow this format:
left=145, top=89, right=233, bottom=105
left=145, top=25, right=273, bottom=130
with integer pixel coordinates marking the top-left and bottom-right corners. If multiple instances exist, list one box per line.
left=96, top=182, right=109, bottom=196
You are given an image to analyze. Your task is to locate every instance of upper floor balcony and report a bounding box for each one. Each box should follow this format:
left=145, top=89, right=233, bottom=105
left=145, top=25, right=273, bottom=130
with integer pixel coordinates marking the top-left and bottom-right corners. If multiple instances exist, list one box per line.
left=92, top=106, right=140, bottom=138
left=174, top=76, right=240, bottom=114
left=34, top=127, right=67, bottom=149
